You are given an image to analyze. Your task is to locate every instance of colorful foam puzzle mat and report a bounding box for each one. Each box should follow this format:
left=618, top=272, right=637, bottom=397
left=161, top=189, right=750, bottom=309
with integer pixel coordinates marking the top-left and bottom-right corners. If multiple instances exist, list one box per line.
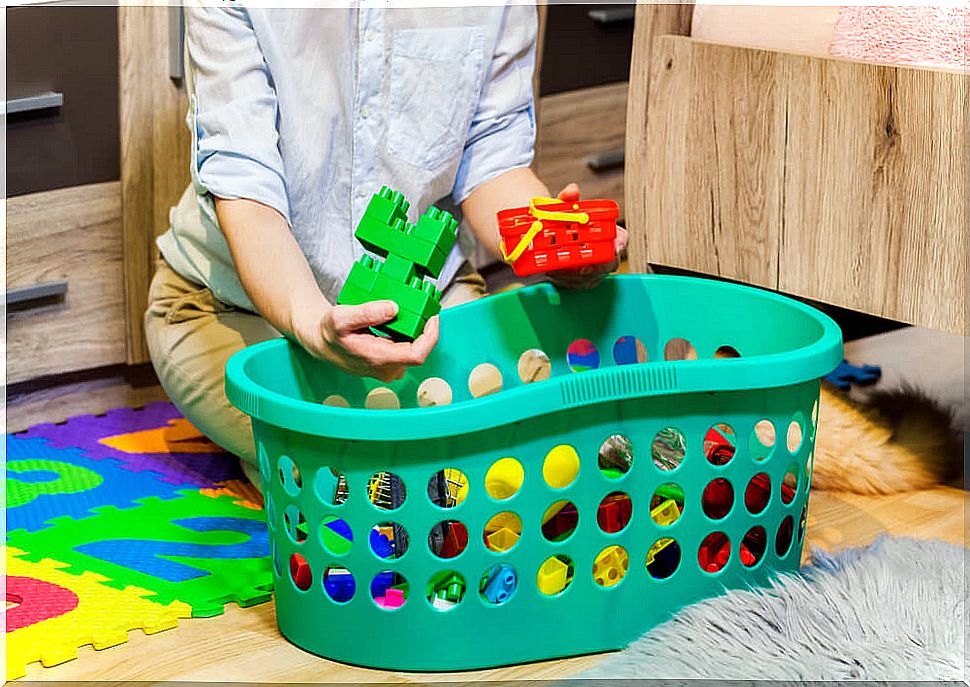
left=5, top=402, right=273, bottom=680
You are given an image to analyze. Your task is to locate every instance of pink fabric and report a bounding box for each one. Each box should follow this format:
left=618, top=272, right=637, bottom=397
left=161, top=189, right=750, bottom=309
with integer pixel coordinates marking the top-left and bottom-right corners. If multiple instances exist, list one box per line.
left=831, top=5, right=968, bottom=70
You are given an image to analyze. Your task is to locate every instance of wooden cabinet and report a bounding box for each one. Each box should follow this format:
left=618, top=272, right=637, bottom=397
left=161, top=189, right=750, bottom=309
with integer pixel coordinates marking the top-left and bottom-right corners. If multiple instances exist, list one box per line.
left=627, top=32, right=966, bottom=335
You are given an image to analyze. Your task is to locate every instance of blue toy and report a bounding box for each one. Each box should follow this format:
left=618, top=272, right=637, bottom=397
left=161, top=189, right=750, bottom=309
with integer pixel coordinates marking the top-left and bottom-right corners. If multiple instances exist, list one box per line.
left=823, top=359, right=881, bottom=390
left=324, top=568, right=356, bottom=603
left=481, top=564, right=517, bottom=604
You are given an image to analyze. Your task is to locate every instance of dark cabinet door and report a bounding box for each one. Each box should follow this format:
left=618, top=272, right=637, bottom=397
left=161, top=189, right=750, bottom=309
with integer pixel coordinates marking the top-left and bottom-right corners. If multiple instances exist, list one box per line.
left=539, top=4, right=634, bottom=97
left=6, top=6, right=120, bottom=197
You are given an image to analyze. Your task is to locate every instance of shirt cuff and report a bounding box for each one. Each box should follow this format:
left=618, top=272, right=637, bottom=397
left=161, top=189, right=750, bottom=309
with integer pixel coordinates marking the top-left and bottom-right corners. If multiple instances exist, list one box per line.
left=195, top=150, right=292, bottom=224
left=451, top=106, right=536, bottom=205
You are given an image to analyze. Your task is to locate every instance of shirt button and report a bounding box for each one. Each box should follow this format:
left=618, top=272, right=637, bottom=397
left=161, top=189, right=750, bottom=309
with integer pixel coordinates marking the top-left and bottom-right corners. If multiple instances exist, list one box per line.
left=361, top=106, right=370, bottom=119
left=365, top=31, right=376, bottom=42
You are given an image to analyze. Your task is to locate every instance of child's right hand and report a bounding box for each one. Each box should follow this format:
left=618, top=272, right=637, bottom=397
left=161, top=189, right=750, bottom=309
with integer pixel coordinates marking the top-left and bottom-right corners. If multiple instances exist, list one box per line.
left=295, top=301, right=439, bottom=383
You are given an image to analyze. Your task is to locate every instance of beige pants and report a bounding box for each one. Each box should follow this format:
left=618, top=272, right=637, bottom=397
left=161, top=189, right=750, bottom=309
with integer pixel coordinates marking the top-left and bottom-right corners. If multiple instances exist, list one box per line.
left=144, top=258, right=488, bottom=486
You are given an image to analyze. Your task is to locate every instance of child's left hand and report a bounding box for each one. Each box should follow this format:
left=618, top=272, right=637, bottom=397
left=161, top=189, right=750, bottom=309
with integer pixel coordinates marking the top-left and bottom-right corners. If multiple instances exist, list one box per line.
left=546, top=183, right=629, bottom=290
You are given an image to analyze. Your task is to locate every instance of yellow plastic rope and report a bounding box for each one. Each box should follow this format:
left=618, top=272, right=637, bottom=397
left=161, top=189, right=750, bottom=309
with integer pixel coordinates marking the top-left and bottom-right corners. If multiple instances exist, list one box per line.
left=500, top=198, right=590, bottom=264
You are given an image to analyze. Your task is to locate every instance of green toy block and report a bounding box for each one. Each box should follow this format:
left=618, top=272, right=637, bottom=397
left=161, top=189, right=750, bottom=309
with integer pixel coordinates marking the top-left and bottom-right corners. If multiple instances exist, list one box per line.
left=337, top=186, right=456, bottom=341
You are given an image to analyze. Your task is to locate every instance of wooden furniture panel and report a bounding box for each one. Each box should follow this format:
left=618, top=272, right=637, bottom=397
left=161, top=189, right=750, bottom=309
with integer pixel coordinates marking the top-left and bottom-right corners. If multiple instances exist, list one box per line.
left=535, top=82, right=628, bottom=219
left=6, top=5, right=120, bottom=197
left=625, top=4, right=694, bottom=273
left=6, top=183, right=127, bottom=384
left=779, top=56, right=966, bottom=334
left=628, top=34, right=966, bottom=335
left=120, top=5, right=192, bottom=364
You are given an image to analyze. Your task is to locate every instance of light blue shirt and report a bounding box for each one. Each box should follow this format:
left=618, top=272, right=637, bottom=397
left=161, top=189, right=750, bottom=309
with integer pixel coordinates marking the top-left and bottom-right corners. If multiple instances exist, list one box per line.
left=157, top=4, right=538, bottom=312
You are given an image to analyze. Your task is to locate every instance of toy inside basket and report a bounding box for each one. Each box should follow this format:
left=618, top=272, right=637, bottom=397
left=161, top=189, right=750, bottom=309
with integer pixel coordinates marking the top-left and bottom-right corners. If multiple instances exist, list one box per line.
left=226, top=274, right=842, bottom=671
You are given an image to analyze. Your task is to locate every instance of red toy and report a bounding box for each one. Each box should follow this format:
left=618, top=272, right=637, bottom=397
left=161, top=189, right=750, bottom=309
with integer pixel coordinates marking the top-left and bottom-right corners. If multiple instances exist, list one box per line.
left=497, top=197, right=619, bottom=276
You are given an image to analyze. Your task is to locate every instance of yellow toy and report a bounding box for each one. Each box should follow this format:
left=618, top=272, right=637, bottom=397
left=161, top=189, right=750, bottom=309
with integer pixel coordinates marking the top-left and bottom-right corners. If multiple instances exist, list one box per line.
left=542, top=445, right=580, bottom=489
left=593, top=545, right=629, bottom=587
left=485, top=527, right=520, bottom=552
left=484, top=457, right=524, bottom=499
left=651, top=498, right=682, bottom=526
left=536, top=556, right=572, bottom=595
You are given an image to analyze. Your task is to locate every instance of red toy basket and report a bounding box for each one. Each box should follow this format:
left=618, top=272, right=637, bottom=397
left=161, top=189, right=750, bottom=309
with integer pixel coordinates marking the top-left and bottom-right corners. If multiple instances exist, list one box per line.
left=497, top=198, right=619, bottom=277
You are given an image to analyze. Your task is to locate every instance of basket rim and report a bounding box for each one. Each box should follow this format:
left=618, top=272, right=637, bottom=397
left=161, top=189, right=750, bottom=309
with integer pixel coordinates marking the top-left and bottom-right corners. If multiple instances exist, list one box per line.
left=225, top=274, right=843, bottom=441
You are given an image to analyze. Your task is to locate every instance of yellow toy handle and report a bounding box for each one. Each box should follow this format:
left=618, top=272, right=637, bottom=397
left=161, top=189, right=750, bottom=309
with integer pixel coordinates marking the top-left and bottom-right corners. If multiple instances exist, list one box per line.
left=500, top=198, right=590, bottom=265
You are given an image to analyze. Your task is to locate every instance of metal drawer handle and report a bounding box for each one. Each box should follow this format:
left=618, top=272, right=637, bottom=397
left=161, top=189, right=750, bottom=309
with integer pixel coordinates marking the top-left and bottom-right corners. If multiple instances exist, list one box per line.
left=6, top=280, right=69, bottom=310
left=586, top=148, right=625, bottom=172
left=6, top=91, right=64, bottom=115
left=587, top=7, right=635, bottom=25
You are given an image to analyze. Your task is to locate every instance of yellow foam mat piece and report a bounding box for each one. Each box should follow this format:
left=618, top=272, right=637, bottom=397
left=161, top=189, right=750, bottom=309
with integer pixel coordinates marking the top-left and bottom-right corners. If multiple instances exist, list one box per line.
left=5, top=547, right=192, bottom=680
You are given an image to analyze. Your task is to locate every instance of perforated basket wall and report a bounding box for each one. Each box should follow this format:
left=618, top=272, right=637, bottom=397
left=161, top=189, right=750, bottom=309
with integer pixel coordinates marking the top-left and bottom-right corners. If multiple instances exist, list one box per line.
left=226, top=275, right=843, bottom=671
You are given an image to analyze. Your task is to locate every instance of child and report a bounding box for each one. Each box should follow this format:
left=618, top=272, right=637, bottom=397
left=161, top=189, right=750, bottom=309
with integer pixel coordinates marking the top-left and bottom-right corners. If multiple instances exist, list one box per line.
left=144, top=5, right=628, bottom=486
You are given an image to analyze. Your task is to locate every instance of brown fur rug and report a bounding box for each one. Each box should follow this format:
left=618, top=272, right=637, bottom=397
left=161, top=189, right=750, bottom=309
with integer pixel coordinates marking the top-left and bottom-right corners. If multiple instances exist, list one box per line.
left=812, top=382, right=962, bottom=494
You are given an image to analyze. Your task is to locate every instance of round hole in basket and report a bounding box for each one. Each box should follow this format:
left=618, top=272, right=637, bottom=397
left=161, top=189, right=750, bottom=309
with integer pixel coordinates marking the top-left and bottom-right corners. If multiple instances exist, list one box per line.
left=517, top=349, right=552, bottom=383
left=468, top=363, right=503, bottom=398
left=366, top=471, right=406, bottom=511
left=714, top=345, right=741, bottom=359
left=319, top=516, right=352, bottom=555
left=593, top=545, right=629, bottom=588
left=371, top=571, right=409, bottom=610
left=787, top=412, right=806, bottom=453
left=323, top=566, right=355, bottom=603
left=749, top=420, right=776, bottom=462
left=322, top=394, right=350, bottom=408
left=271, top=542, right=283, bottom=578
left=566, top=339, right=600, bottom=372
left=537, top=554, right=574, bottom=596
left=265, top=493, right=278, bottom=532
left=289, top=552, right=312, bottom=591
left=277, top=455, right=302, bottom=496
left=428, top=520, right=468, bottom=559
left=369, top=522, right=409, bottom=560
left=698, top=532, right=730, bottom=574
left=543, top=444, right=580, bottom=488
left=416, top=377, right=453, bottom=407
left=703, top=423, right=736, bottom=466
left=313, top=466, right=349, bottom=506
left=741, top=526, right=767, bottom=568
left=427, top=468, right=468, bottom=508
left=650, top=483, right=684, bottom=526
left=646, top=537, right=680, bottom=579
left=612, top=335, right=647, bottom=365
left=664, top=338, right=698, bottom=361
left=485, top=457, right=524, bottom=500
left=598, top=434, right=633, bottom=479
left=484, top=511, right=522, bottom=553
left=701, top=478, right=734, bottom=520
left=776, top=515, right=795, bottom=557
left=798, top=506, right=808, bottom=543
left=480, top=564, right=518, bottom=605
left=596, top=492, right=632, bottom=534
left=541, top=500, right=578, bottom=542
left=651, top=427, right=686, bottom=471
left=782, top=463, right=799, bottom=504
left=257, top=445, right=271, bottom=484
left=283, top=504, right=308, bottom=544
left=365, top=387, right=400, bottom=410
left=426, top=570, right=465, bottom=612
left=744, top=472, right=771, bottom=514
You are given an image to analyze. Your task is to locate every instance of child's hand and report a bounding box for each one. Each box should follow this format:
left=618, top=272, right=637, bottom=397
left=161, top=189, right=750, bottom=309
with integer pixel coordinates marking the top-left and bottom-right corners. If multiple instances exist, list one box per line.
left=546, top=183, right=629, bottom=290
left=297, top=301, right=439, bottom=383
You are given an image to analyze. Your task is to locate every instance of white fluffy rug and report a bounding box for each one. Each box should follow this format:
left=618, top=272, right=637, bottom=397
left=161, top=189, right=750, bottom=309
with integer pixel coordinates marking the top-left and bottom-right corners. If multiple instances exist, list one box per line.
left=579, top=536, right=967, bottom=681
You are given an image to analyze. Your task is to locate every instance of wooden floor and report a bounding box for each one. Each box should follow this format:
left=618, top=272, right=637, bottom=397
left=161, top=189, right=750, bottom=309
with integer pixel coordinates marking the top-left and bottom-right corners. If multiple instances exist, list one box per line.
left=20, top=484, right=967, bottom=682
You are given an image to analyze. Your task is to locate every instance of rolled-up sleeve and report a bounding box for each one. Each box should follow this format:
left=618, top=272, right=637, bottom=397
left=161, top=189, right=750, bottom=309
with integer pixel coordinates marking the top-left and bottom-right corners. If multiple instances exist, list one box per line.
left=186, top=7, right=290, bottom=222
left=452, top=6, right=537, bottom=204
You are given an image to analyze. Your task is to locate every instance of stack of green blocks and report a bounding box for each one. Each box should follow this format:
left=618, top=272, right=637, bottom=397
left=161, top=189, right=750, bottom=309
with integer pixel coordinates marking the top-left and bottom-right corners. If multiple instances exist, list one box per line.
left=337, top=186, right=459, bottom=341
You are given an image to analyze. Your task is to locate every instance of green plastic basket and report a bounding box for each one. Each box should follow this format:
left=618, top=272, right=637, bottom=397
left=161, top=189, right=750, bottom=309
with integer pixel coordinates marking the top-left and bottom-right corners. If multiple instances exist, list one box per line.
left=225, top=274, right=842, bottom=671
